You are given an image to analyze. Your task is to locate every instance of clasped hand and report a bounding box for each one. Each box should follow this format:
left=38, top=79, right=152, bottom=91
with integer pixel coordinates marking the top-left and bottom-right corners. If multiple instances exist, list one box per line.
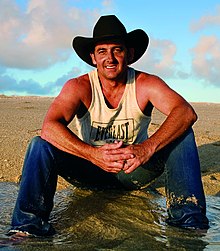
left=93, top=140, right=154, bottom=174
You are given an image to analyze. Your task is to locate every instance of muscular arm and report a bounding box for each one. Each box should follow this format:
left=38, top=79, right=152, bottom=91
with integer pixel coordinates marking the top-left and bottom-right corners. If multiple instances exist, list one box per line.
left=41, top=77, right=132, bottom=173
left=116, top=73, right=198, bottom=173
left=143, top=74, right=197, bottom=152
left=41, top=78, right=89, bottom=158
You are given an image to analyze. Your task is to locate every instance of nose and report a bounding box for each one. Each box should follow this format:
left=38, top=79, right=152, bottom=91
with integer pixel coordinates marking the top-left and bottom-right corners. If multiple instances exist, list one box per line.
left=106, top=50, right=115, bottom=62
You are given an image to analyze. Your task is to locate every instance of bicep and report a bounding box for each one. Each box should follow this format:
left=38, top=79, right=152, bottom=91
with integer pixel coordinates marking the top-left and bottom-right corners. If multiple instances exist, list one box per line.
left=44, top=80, right=81, bottom=125
left=148, top=77, right=189, bottom=116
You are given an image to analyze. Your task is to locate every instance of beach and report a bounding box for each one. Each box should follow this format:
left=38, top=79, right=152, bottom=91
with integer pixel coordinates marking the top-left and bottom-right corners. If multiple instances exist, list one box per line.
left=0, top=95, right=220, bottom=195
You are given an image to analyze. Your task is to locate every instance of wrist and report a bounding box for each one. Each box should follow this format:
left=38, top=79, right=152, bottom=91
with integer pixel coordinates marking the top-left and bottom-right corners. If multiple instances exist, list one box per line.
left=142, top=137, right=159, bottom=155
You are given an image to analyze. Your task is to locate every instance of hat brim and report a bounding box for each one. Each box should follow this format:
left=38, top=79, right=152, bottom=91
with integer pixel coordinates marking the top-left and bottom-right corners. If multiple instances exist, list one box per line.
left=72, top=29, right=149, bottom=67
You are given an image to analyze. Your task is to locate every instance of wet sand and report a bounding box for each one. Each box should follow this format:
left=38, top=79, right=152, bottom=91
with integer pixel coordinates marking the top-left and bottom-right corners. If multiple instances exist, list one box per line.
left=0, top=95, right=219, bottom=195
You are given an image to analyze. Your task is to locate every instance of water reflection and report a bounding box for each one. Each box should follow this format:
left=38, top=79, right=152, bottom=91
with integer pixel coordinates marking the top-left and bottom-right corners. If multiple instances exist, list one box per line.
left=0, top=182, right=219, bottom=250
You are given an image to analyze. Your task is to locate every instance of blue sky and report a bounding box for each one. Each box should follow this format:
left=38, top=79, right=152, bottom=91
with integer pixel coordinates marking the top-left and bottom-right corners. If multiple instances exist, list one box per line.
left=0, top=0, right=220, bottom=102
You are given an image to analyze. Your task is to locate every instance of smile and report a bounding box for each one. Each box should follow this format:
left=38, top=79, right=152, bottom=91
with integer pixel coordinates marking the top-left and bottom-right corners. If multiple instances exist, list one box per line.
left=106, top=65, right=116, bottom=69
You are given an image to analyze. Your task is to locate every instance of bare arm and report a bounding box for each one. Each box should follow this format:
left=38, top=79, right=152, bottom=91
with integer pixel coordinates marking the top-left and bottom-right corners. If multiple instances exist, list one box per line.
left=111, top=73, right=197, bottom=173
left=144, top=75, right=197, bottom=152
left=41, top=78, right=89, bottom=159
left=41, top=77, right=132, bottom=173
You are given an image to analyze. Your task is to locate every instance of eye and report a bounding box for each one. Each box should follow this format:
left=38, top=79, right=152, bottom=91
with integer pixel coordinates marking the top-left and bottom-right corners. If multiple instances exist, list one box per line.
left=97, top=49, right=106, bottom=55
left=113, top=47, right=124, bottom=55
left=114, top=47, right=122, bottom=52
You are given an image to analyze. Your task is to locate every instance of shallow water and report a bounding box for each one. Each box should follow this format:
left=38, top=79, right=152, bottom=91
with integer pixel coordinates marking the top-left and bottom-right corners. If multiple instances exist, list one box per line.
left=0, top=182, right=220, bottom=251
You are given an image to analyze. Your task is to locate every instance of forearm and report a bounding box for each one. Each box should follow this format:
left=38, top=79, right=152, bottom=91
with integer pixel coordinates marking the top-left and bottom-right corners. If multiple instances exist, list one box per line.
left=41, top=121, right=94, bottom=160
left=145, top=105, right=197, bottom=153
left=41, top=121, right=132, bottom=173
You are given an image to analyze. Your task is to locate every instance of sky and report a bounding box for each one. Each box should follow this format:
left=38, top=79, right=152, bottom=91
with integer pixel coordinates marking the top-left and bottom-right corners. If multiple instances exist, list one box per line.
left=0, top=0, right=220, bottom=103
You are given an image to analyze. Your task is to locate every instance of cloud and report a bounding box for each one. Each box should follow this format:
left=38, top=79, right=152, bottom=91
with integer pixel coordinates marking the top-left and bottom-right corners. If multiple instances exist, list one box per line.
left=190, top=5, right=220, bottom=32
left=0, top=0, right=100, bottom=69
left=134, top=38, right=179, bottom=78
left=101, top=0, right=115, bottom=11
left=191, top=35, right=220, bottom=87
left=0, top=74, right=53, bottom=95
left=0, top=0, right=115, bottom=96
left=189, top=5, right=220, bottom=87
left=0, top=66, right=82, bottom=96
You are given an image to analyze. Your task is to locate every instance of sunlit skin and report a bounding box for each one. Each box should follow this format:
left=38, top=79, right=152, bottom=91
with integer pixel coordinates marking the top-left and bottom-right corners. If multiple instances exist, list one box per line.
left=90, top=42, right=136, bottom=167
left=41, top=40, right=197, bottom=175
left=90, top=42, right=133, bottom=83
left=90, top=42, right=134, bottom=109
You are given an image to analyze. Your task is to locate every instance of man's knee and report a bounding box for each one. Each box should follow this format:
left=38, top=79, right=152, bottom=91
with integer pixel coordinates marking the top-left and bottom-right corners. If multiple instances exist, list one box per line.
left=30, top=136, right=47, bottom=146
left=28, top=136, right=52, bottom=151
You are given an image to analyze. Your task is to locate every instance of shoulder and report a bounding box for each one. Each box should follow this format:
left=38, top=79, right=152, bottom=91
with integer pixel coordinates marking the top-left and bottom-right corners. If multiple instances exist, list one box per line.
left=50, top=73, right=90, bottom=107
left=58, top=73, right=91, bottom=100
left=134, top=70, right=191, bottom=115
left=135, top=70, right=167, bottom=100
left=135, top=70, right=166, bottom=87
left=64, top=73, right=90, bottom=91
left=135, top=70, right=178, bottom=98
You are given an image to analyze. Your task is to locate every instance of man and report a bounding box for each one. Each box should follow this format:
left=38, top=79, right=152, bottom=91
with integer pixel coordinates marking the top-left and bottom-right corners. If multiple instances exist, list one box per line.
left=8, top=15, right=209, bottom=237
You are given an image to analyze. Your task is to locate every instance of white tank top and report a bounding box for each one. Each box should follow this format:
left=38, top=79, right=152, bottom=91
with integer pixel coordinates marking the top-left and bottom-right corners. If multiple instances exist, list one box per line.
left=75, top=67, right=151, bottom=146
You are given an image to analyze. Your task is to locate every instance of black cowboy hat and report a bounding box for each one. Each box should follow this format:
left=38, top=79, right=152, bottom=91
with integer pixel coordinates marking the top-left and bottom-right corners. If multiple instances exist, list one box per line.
left=72, top=15, right=149, bottom=66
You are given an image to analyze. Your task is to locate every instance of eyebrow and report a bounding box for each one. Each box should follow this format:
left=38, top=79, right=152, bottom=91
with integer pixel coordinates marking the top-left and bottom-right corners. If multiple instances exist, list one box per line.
left=96, top=45, right=125, bottom=51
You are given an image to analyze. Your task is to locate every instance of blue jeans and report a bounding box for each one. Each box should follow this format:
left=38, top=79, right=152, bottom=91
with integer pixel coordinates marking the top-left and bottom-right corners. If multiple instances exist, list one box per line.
left=9, top=128, right=209, bottom=236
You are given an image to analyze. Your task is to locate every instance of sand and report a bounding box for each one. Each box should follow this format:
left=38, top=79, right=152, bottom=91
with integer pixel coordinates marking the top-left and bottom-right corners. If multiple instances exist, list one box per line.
left=0, top=95, right=219, bottom=195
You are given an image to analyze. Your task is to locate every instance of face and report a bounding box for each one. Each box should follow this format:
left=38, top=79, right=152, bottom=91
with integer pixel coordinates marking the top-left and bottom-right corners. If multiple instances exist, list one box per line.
left=90, top=41, right=134, bottom=82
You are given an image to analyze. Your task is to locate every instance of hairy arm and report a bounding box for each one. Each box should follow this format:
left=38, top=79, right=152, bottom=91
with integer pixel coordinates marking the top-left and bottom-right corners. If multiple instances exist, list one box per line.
left=113, top=73, right=197, bottom=173
left=144, top=74, right=197, bottom=152
left=41, top=78, right=88, bottom=158
left=41, top=77, right=132, bottom=173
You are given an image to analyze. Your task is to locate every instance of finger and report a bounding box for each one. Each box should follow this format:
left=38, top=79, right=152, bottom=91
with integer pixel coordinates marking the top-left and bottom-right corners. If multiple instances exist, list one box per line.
left=106, top=161, right=124, bottom=173
left=102, top=141, right=123, bottom=150
left=108, top=147, right=135, bottom=157
left=105, top=153, right=134, bottom=163
left=105, top=148, right=135, bottom=160
left=122, top=158, right=137, bottom=172
left=124, top=164, right=137, bottom=174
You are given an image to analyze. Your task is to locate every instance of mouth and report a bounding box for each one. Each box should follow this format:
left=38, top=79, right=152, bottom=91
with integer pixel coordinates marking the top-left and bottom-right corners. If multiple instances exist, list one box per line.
left=105, top=65, right=117, bottom=69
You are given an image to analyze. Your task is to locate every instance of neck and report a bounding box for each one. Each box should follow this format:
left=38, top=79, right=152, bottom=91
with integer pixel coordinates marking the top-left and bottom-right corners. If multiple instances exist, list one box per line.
left=98, top=69, right=128, bottom=90
left=98, top=74, right=128, bottom=109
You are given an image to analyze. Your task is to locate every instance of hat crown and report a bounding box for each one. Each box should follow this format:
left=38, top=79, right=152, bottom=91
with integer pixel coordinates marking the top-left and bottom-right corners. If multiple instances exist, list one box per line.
left=93, top=15, right=127, bottom=38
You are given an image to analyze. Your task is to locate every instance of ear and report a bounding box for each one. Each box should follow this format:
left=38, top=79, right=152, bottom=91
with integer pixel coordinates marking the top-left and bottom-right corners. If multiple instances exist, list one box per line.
left=128, top=48, right=134, bottom=64
left=90, top=53, right=97, bottom=65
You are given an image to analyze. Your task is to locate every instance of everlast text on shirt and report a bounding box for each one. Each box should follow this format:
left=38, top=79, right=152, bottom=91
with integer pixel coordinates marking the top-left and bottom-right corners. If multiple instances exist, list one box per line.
left=90, top=119, right=134, bottom=145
